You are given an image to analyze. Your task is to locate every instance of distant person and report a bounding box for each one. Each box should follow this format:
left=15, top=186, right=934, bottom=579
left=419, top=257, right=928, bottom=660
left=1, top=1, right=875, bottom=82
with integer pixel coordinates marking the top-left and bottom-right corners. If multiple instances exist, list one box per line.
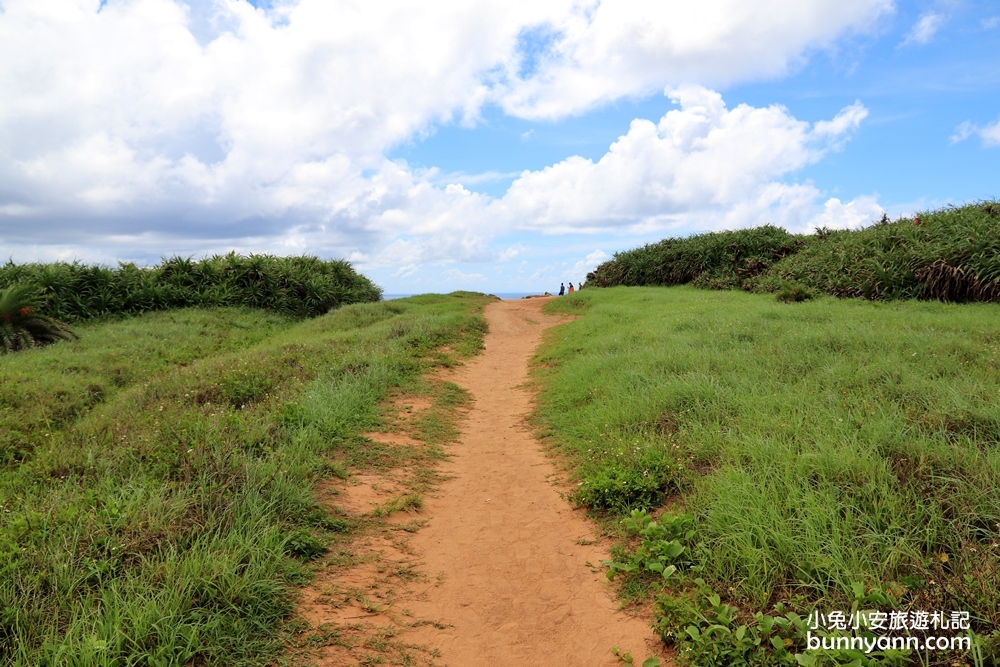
left=559, top=283, right=565, bottom=296
left=567, top=282, right=575, bottom=293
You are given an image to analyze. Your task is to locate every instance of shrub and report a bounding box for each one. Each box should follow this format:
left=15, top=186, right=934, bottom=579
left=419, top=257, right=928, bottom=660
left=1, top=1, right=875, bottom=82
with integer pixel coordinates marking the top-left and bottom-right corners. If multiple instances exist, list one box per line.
left=0, top=253, right=382, bottom=322
left=572, top=460, right=684, bottom=514
left=753, top=202, right=1000, bottom=302
left=586, top=225, right=803, bottom=289
left=774, top=281, right=813, bottom=303
left=282, top=528, right=327, bottom=560
left=654, top=583, right=807, bottom=667
left=588, top=202, right=1000, bottom=306
left=603, top=510, right=698, bottom=581
left=0, top=284, right=75, bottom=352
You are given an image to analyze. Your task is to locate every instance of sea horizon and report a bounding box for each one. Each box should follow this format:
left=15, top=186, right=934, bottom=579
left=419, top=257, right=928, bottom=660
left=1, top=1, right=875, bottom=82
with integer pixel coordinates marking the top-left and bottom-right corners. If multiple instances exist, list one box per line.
left=383, top=292, right=553, bottom=301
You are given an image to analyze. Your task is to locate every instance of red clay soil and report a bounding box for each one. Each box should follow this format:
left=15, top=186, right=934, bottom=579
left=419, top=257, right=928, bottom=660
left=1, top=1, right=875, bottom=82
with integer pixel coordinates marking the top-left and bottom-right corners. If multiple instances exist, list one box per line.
left=301, top=297, right=668, bottom=666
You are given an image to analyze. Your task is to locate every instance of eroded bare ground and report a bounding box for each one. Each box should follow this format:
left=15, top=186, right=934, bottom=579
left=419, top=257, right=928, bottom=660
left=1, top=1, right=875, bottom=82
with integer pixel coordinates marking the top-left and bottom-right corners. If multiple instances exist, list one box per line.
left=290, top=298, right=669, bottom=667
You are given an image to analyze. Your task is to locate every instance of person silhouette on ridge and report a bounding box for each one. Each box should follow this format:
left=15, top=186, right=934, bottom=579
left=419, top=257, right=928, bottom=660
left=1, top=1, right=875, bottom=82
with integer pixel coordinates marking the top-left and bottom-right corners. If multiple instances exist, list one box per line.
left=559, top=283, right=565, bottom=296
left=567, top=282, right=575, bottom=293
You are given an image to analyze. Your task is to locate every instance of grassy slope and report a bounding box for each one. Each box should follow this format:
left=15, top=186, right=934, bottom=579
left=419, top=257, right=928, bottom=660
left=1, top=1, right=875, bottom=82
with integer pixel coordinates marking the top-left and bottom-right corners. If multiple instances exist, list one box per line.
left=585, top=225, right=802, bottom=291
left=586, top=203, right=1000, bottom=306
left=750, top=204, right=1000, bottom=301
left=537, top=287, right=999, bottom=664
left=1, top=308, right=294, bottom=465
left=0, top=293, right=489, bottom=666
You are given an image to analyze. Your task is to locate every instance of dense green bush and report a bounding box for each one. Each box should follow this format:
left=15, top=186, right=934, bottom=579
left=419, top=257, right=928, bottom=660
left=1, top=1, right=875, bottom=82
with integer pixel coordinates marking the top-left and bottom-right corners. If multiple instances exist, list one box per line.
left=749, top=203, right=1000, bottom=302
left=588, top=202, right=1000, bottom=305
left=0, top=285, right=75, bottom=353
left=0, top=253, right=382, bottom=322
left=586, top=225, right=803, bottom=289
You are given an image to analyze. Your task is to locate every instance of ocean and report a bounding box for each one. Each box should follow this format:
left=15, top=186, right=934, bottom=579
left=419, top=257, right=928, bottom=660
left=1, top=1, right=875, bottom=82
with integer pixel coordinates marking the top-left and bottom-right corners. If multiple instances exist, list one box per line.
left=383, top=292, right=551, bottom=301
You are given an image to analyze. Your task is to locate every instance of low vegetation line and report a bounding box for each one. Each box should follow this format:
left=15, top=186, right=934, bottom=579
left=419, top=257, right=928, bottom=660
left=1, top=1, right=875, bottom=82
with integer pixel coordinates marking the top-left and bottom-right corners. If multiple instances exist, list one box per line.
left=536, top=286, right=999, bottom=667
left=586, top=202, right=1000, bottom=305
left=0, top=292, right=489, bottom=666
left=0, top=253, right=382, bottom=323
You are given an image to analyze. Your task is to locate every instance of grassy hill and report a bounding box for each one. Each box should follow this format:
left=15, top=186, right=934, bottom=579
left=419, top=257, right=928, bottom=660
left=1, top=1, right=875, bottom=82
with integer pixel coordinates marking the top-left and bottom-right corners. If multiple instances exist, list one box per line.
left=538, top=287, right=999, bottom=666
left=586, top=202, right=1000, bottom=305
left=0, top=293, right=489, bottom=666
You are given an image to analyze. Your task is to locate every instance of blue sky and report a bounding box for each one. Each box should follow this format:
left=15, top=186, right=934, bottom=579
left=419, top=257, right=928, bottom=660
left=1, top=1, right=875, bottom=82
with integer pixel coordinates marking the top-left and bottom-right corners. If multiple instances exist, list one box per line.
left=395, top=2, right=1000, bottom=206
left=387, top=0, right=1000, bottom=292
left=1, top=0, right=998, bottom=294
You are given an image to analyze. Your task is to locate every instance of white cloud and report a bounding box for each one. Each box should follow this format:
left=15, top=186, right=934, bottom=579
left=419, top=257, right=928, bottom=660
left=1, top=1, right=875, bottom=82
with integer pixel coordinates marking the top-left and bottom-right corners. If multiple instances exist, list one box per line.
left=982, top=120, right=1000, bottom=147
left=444, top=268, right=488, bottom=283
left=498, top=245, right=526, bottom=262
left=983, top=17, right=1000, bottom=30
left=902, top=12, right=944, bottom=46
left=950, top=121, right=977, bottom=144
left=806, top=195, right=884, bottom=230
left=0, top=0, right=893, bottom=284
left=0, top=0, right=532, bottom=227
left=571, top=250, right=610, bottom=280
left=497, top=0, right=892, bottom=119
left=496, top=86, right=871, bottom=234
left=950, top=118, right=1000, bottom=147
left=431, top=170, right=522, bottom=187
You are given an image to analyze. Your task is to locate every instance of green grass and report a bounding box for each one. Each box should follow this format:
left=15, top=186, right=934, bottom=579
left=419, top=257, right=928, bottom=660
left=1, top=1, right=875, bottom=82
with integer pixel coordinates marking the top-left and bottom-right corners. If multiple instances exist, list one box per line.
left=537, top=286, right=1000, bottom=665
left=0, top=292, right=490, bottom=666
left=0, top=308, right=294, bottom=465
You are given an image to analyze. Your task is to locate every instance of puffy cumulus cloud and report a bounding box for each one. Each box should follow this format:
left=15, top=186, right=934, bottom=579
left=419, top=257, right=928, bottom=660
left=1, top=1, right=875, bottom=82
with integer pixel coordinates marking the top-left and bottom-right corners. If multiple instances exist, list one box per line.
left=497, top=0, right=893, bottom=118
left=0, top=0, right=891, bottom=281
left=497, top=86, right=876, bottom=234
left=0, top=0, right=537, bottom=243
left=806, top=195, right=884, bottom=231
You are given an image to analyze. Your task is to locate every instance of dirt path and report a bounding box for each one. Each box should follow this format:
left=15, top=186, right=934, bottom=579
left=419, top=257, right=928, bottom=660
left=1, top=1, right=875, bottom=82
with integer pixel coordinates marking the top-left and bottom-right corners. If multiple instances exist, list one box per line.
left=300, top=298, right=667, bottom=666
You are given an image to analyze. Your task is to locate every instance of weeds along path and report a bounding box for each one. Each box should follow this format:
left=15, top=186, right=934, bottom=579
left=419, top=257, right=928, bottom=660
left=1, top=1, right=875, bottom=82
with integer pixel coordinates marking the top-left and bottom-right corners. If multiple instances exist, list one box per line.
left=301, top=298, right=666, bottom=666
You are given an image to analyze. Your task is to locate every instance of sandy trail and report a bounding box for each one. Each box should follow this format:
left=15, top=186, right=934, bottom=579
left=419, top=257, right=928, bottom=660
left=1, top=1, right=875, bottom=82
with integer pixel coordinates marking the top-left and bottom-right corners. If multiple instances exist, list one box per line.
left=303, top=297, right=666, bottom=665
left=402, top=297, right=663, bottom=665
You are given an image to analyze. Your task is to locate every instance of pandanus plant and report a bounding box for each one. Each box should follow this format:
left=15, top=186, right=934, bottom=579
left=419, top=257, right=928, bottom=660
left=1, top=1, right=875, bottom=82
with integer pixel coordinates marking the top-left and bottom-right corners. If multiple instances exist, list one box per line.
left=0, top=284, right=75, bottom=353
